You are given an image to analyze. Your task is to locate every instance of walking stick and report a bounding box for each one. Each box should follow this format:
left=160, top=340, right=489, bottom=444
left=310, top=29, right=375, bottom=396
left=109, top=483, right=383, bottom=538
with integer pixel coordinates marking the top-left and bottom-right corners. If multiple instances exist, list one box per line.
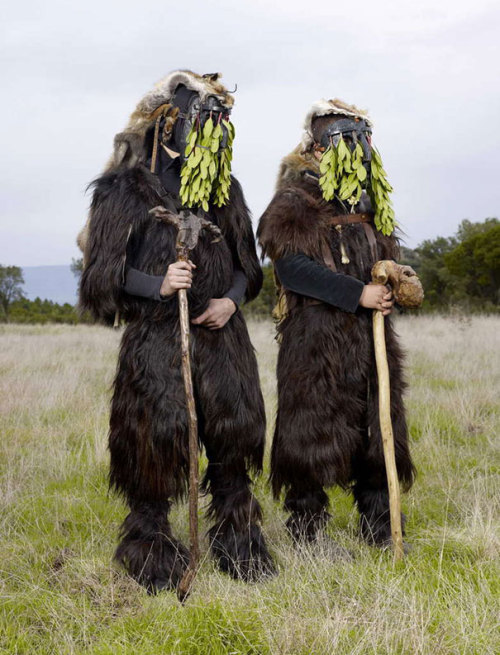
left=149, top=206, right=222, bottom=601
left=371, top=260, right=423, bottom=563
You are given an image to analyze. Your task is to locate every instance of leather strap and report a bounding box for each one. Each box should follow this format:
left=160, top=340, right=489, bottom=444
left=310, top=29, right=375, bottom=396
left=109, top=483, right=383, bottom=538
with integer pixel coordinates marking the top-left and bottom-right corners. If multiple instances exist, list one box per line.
left=322, top=213, right=378, bottom=269
left=308, top=217, right=378, bottom=310
left=362, top=222, right=378, bottom=264
left=150, top=115, right=162, bottom=174
left=328, top=212, right=373, bottom=226
left=321, top=240, right=337, bottom=272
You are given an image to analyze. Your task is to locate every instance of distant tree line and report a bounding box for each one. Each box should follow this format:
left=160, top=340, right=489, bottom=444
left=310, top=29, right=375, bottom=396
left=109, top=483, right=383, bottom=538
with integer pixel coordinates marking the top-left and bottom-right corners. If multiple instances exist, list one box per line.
left=7, top=297, right=89, bottom=325
left=398, top=218, right=499, bottom=312
left=0, top=264, right=90, bottom=324
left=1, top=217, right=498, bottom=324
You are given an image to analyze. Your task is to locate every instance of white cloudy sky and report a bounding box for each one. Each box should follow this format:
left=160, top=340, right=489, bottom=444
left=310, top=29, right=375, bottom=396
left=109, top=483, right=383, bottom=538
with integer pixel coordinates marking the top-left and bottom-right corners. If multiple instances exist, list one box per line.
left=1, top=0, right=499, bottom=266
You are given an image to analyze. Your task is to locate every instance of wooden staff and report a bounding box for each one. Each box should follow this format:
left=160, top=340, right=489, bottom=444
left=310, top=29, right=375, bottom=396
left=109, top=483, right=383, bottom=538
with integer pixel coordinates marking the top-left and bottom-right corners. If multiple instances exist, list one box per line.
left=371, top=260, right=423, bottom=562
left=149, top=206, right=222, bottom=601
left=176, top=249, right=200, bottom=601
left=371, top=268, right=404, bottom=562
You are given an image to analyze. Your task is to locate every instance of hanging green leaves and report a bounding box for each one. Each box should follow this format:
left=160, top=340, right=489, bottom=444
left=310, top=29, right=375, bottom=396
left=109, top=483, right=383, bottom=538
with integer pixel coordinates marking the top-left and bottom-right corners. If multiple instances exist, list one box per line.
left=179, top=116, right=234, bottom=212
left=213, top=119, right=234, bottom=207
left=318, top=142, right=337, bottom=201
left=319, top=139, right=365, bottom=206
left=368, top=147, right=396, bottom=236
left=318, top=137, right=396, bottom=235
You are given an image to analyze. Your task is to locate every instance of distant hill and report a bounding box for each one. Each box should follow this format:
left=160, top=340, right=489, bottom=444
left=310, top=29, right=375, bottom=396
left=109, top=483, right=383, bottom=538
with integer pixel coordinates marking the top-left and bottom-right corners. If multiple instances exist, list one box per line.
left=22, top=266, right=78, bottom=305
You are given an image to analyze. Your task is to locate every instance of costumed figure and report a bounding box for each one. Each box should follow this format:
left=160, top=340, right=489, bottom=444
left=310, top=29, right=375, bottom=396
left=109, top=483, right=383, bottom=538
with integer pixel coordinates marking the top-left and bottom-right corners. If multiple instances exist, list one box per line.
left=79, top=70, right=275, bottom=592
left=257, top=98, right=419, bottom=550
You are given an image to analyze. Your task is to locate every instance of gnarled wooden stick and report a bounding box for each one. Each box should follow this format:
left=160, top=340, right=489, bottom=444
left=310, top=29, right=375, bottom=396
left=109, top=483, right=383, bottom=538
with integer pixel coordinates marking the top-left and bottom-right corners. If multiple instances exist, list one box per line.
left=149, top=205, right=221, bottom=601
left=176, top=261, right=200, bottom=601
left=371, top=260, right=423, bottom=562
left=372, top=303, right=404, bottom=562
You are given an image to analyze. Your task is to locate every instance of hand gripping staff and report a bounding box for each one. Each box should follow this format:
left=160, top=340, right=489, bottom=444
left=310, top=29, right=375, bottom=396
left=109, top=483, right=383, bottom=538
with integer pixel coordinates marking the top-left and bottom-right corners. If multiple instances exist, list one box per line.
left=149, top=206, right=222, bottom=601
left=371, top=260, right=423, bottom=562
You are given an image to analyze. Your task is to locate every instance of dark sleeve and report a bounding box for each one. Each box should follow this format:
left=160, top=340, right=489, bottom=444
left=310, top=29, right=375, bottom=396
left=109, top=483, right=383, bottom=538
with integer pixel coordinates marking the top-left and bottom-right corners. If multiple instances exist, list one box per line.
left=124, top=265, right=247, bottom=307
left=124, top=267, right=172, bottom=302
left=223, top=266, right=247, bottom=307
left=275, top=253, right=364, bottom=313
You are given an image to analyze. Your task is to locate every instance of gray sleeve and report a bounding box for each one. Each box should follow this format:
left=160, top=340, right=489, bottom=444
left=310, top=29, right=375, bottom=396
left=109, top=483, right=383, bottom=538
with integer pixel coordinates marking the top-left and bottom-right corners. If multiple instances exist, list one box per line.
left=223, top=267, right=247, bottom=308
left=123, top=267, right=172, bottom=302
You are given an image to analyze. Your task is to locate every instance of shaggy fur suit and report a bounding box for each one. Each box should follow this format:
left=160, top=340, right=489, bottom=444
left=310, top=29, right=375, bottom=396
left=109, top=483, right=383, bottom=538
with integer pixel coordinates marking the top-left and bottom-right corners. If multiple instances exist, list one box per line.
left=80, top=165, right=274, bottom=590
left=257, top=151, right=415, bottom=544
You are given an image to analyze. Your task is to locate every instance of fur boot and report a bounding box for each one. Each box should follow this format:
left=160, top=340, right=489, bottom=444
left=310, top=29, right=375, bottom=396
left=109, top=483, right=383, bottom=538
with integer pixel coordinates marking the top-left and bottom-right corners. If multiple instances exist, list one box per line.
left=114, top=503, right=188, bottom=593
left=204, top=462, right=276, bottom=581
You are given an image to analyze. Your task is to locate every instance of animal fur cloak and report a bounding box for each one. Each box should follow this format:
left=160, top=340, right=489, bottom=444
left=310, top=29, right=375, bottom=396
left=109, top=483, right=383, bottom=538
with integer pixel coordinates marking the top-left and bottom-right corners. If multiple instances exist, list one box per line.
left=79, top=71, right=274, bottom=590
left=258, top=148, right=415, bottom=544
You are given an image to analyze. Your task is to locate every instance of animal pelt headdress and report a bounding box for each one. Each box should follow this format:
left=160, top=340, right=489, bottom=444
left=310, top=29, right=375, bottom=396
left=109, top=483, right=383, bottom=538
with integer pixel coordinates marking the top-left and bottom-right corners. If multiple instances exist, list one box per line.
left=300, top=98, right=372, bottom=153
left=105, top=70, right=235, bottom=172
left=78, top=71, right=236, bottom=257
left=275, top=97, right=372, bottom=193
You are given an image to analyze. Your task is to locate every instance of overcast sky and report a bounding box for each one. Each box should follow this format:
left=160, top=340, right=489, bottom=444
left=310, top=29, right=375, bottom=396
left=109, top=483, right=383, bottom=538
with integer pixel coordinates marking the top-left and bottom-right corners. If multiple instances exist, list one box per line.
left=2, top=0, right=499, bottom=266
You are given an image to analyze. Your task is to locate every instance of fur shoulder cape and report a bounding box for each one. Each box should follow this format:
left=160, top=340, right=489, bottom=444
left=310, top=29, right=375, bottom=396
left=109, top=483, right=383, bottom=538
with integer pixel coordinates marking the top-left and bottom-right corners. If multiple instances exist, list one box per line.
left=257, top=148, right=332, bottom=262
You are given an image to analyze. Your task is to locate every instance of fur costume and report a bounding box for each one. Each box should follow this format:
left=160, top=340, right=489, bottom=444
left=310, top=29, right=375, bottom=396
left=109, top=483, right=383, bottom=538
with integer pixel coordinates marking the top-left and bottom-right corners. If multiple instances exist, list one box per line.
left=79, top=71, right=274, bottom=591
left=258, top=137, right=415, bottom=546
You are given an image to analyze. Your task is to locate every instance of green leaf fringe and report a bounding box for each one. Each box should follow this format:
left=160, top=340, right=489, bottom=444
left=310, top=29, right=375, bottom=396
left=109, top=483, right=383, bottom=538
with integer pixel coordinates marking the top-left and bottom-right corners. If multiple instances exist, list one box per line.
left=318, top=139, right=396, bottom=236
left=179, top=117, right=234, bottom=212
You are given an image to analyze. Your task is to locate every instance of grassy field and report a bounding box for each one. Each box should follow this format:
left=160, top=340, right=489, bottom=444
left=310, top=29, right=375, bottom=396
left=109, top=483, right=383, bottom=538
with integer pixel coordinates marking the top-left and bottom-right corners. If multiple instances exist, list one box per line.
left=0, top=316, right=499, bottom=654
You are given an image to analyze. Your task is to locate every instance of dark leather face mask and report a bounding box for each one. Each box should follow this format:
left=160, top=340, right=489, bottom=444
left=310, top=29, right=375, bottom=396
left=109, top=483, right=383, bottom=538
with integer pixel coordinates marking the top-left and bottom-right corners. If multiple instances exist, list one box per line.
left=320, top=117, right=372, bottom=164
left=170, top=86, right=232, bottom=161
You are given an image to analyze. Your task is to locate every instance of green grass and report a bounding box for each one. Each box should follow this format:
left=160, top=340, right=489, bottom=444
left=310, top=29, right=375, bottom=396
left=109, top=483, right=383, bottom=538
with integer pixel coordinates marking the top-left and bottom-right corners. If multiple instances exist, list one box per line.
left=0, top=318, right=499, bottom=654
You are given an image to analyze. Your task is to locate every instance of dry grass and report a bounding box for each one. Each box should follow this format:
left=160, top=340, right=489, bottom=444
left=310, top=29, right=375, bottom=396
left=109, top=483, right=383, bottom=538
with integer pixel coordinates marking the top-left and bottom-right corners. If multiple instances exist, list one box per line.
left=0, top=317, right=499, bottom=654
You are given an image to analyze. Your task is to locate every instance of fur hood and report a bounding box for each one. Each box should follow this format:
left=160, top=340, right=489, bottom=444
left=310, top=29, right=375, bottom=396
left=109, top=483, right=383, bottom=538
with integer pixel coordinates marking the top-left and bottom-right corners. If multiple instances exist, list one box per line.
left=300, top=98, right=372, bottom=153
left=106, top=70, right=235, bottom=171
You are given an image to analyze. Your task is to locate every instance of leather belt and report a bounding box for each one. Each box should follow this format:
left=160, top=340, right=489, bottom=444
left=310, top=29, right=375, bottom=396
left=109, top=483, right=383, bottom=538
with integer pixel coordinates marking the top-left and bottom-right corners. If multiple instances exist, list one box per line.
left=328, top=212, right=373, bottom=226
